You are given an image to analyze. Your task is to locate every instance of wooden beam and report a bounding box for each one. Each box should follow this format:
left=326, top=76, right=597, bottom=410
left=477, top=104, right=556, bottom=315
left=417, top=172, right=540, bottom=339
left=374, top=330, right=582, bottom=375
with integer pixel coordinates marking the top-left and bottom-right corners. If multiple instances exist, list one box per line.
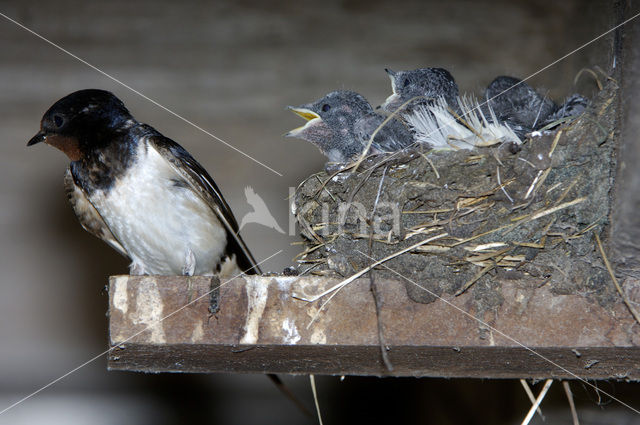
left=611, top=5, right=640, bottom=276
left=108, top=275, right=640, bottom=379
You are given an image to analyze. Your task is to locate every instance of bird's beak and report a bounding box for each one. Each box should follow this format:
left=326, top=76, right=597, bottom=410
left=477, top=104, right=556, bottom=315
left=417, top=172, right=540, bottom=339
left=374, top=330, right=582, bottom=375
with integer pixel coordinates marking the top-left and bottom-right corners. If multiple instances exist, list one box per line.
left=27, top=131, right=46, bottom=146
left=287, top=106, right=320, bottom=122
left=381, top=69, right=400, bottom=112
left=380, top=92, right=402, bottom=113
left=26, top=132, right=83, bottom=161
left=285, top=106, right=322, bottom=137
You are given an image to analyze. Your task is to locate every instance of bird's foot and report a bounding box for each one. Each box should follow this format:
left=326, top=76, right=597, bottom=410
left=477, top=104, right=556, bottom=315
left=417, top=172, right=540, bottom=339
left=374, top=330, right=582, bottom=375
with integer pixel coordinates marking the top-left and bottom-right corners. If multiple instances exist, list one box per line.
left=182, top=248, right=196, bottom=276
left=208, top=275, right=220, bottom=316
left=129, top=261, right=146, bottom=276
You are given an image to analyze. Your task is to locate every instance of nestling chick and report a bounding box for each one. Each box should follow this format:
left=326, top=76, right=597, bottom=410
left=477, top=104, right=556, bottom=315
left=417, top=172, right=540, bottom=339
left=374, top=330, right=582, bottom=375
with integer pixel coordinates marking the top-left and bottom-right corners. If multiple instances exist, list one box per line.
left=380, top=67, right=459, bottom=113
left=287, top=90, right=412, bottom=162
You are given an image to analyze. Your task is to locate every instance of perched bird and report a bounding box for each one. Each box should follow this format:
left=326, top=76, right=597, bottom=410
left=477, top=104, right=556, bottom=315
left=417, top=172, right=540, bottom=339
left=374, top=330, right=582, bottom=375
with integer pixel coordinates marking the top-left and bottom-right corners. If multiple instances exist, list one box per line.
left=483, top=76, right=557, bottom=137
left=287, top=90, right=412, bottom=163
left=27, top=89, right=260, bottom=278
left=380, top=67, right=459, bottom=113
left=27, top=90, right=314, bottom=417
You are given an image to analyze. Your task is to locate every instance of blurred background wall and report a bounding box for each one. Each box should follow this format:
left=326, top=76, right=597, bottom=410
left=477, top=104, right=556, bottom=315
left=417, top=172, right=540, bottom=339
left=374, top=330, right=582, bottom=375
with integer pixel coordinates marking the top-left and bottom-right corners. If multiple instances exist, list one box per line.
left=0, top=0, right=636, bottom=424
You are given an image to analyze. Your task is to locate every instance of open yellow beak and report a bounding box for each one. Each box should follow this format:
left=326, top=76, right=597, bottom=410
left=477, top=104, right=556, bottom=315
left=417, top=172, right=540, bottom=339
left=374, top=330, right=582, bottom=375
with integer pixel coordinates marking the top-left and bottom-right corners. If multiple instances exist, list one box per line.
left=286, top=107, right=322, bottom=136
left=288, top=107, right=320, bottom=121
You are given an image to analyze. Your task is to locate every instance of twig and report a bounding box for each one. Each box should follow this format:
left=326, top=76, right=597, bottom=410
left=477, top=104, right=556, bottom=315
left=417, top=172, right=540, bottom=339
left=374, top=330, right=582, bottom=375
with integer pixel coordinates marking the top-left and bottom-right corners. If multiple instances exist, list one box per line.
left=351, top=95, right=425, bottom=172
left=451, top=223, right=516, bottom=247
left=368, top=166, right=393, bottom=372
left=315, top=175, right=336, bottom=202
left=293, top=242, right=326, bottom=262
left=294, top=232, right=448, bottom=303
left=563, top=381, right=580, bottom=425
left=595, top=233, right=640, bottom=325
left=574, top=67, right=603, bottom=91
left=456, top=190, right=574, bottom=243
left=528, top=197, right=586, bottom=221
left=309, top=375, right=323, bottom=425
left=519, top=379, right=545, bottom=421
left=497, top=166, right=514, bottom=203
left=313, top=163, right=358, bottom=198
left=403, top=208, right=454, bottom=214
left=518, top=157, right=536, bottom=168
left=553, top=178, right=578, bottom=206
left=455, top=263, right=495, bottom=296
left=297, top=211, right=324, bottom=244
left=370, top=274, right=393, bottom=372
left=532, top=92, right=550, bottom=129
left=466, top=242, right=508, bottom=251
left=370, top=166, right=388, bottom=249
left=417, top=149, right=440, bottom=179
left=593, top=65, right=617, bottom=85
left=293, top=171, right=325, bottom=201
left=267, top=374, right=313, bottom=418
left=346, top=159, right=383, bottom=205
left=373, top=168, right=392, bottom=197
left=524, top=169, right=545, bottom=200
left=548, top=129, right=563, bottom=158
left=521, top=379, right=553, bottom=425
left=306, top=279, right=348, bottom=328
left=299, top=263, right=322, bottom=276
left=537, top=116, right=575, bottom=132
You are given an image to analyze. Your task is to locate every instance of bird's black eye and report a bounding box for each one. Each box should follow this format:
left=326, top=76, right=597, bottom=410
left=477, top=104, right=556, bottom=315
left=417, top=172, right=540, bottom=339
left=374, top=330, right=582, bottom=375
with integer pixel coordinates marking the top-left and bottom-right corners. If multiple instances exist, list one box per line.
left=403, top=79, right=410, bottom=88
left=53, top=114, right=65, bottom=128
left=321, top=104, right=331, bottom=112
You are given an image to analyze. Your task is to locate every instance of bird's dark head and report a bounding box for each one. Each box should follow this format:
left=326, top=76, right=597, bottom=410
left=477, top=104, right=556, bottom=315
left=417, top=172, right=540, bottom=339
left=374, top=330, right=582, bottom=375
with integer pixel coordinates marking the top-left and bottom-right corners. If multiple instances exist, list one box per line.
left=286, top=90, right=373, bottom=162
left=285, top=102, right=334, bottom=147
left=381, top=67, right=458, bottom=112
left=308, top=90, right=373, bottom=123
left=27, top=89, right=134, bottom=161
left=286, top=90, right=373, bottom=140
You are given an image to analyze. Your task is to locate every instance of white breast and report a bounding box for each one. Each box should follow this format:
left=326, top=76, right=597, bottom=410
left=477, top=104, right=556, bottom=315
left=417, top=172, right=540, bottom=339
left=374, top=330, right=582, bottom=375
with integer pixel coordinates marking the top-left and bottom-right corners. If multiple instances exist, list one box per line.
left=89, top=142, right=227, bottom=275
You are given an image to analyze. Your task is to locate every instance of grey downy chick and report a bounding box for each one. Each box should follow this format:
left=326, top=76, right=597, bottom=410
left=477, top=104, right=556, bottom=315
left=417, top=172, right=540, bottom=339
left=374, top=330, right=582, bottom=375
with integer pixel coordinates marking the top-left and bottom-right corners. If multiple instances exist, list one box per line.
left=353, top=112, right=414, bottom=153
left=541, top=94, right=589, bottom=128
left=288, top=90, right=412, bottom=162
left=483, top=76, right=557, bottom=137
left=286, top=90, right=371, bottom=163
left=380, top=67, right=459, bottom=114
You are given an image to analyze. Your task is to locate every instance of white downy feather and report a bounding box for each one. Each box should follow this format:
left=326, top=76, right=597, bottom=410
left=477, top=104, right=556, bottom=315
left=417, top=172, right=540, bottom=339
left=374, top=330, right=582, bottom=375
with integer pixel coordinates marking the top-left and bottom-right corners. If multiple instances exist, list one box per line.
left=404, top=95, right=521, bottom=150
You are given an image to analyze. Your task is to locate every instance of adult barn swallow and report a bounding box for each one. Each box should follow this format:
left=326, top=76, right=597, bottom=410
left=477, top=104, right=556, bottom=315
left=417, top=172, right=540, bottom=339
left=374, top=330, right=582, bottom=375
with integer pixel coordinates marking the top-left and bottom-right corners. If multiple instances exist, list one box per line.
left=26, top=94, right=314, bottom=415
left=28, top=89, right=260, bottom=278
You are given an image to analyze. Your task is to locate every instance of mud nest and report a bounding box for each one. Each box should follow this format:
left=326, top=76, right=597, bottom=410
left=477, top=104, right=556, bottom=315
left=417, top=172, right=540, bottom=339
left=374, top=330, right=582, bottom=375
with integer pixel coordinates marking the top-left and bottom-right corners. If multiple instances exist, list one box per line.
left=293, top=80, right=620, bottom=311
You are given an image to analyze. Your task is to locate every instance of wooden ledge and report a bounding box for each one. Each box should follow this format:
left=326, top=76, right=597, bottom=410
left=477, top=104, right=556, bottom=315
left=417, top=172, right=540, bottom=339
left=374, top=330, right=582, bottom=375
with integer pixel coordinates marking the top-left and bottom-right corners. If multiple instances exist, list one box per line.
left=107, top=275, right=640, bottom=379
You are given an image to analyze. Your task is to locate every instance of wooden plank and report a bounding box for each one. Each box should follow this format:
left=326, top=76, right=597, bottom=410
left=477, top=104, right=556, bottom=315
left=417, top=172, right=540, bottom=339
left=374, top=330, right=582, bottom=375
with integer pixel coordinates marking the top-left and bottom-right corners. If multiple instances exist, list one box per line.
left=611, top=6, right=640, bottom=276
left=108, top=275, right=640, bottom=379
